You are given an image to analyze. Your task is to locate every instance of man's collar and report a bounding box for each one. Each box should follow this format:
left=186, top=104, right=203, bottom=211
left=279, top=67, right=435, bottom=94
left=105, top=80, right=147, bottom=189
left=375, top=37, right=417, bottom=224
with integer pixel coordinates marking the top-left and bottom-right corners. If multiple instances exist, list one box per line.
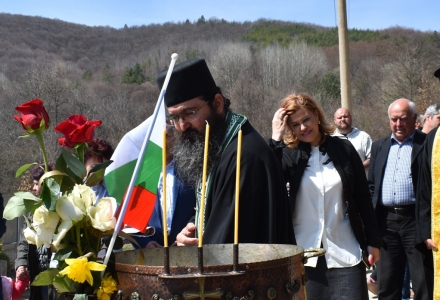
left=335, top=126, right=353, bottom=135
left=390, top=131, right=415, bottom=144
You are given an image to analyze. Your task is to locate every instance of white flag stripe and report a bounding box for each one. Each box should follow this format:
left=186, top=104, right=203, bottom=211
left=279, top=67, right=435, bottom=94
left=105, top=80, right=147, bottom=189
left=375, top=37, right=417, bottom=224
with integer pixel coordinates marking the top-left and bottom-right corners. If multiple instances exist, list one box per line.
left=105, top=104, right=166, bottom=173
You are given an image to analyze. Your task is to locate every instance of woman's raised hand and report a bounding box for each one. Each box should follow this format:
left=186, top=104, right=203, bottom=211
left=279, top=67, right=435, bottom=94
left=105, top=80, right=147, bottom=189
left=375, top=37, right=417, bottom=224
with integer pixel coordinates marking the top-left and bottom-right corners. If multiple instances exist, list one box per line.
left=272, top=107, right=288, bottom=141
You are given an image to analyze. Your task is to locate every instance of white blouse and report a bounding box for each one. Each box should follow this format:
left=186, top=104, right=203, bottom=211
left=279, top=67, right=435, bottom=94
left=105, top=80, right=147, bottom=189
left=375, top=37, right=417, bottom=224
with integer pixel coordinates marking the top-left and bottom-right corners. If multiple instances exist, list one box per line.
left=292, top=146, right=362, bottom=268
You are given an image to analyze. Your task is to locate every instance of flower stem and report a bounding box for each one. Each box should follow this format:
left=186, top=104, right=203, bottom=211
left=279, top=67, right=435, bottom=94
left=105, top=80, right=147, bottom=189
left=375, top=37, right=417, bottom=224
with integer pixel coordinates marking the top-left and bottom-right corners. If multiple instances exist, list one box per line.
left=76, top=224, right=83, bottom=256
left=35, top=131, right=49, bottom=172
left=96, top=232, right=102, bottom=255
left=77, top=144, right=85, bottom=164
left=83, top=222, right=90, bottom=250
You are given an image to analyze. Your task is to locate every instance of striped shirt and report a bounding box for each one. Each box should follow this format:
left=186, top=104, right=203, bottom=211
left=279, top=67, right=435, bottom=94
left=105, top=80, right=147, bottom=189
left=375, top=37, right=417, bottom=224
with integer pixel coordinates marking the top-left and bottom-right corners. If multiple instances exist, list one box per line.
left=381, top=133, right=415, bottom=206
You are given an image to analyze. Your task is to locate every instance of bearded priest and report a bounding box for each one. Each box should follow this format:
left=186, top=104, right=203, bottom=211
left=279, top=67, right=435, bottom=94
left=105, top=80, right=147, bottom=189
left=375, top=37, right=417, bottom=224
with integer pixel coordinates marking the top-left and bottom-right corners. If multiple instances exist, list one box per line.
left=156, top=57, right=294, bottom=246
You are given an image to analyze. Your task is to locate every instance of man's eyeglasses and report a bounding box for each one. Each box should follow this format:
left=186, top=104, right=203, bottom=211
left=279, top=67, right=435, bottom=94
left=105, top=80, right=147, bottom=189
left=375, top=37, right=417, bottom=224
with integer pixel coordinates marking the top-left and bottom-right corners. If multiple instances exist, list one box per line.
left=169, top=101, right=209, bottom=124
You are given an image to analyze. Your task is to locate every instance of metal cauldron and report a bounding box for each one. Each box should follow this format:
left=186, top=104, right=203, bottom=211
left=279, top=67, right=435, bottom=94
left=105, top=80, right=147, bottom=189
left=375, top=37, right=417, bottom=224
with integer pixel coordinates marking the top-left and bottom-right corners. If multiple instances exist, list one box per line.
left=114, top=244, right=324, bottom=300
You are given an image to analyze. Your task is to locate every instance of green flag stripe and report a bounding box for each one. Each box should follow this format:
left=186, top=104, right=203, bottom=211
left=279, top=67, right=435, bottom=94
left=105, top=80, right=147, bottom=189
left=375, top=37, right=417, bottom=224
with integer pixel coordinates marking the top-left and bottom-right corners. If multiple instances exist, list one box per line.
left=105, top=160, right=136, bottom=203
left=135, top=141, right=162, bottom=192
left=105, top=141, right=162, bottom=204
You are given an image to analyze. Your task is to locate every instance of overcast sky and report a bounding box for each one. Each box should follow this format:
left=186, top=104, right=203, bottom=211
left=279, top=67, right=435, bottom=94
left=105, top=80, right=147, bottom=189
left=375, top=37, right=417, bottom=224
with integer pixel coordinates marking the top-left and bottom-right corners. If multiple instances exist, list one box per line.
left=1, top=0, right=438, bottom=31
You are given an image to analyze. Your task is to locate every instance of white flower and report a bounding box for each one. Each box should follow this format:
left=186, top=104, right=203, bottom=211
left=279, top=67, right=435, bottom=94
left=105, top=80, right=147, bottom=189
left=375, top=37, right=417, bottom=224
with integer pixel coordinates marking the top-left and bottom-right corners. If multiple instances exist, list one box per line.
left=72, top=184, right=96, bottom=209
left=32, top=205, right=60, bottom=248
left=56, top=195, right=85, bottom=222
left=53, top=195, right=86, bottom=247
left=23, top=227, right=37, bottom=245
left=87, top=197, right=117, bottom=232
left=52, top=219, right=73, bottom=249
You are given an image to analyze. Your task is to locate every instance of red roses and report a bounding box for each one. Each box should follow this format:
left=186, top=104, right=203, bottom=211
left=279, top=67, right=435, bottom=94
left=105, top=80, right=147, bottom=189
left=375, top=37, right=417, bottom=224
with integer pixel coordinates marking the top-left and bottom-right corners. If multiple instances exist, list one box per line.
left=55, top=115, right=102, bottom=148
left=14, top=99, right=102, bottom=149
left=14, top=99, right=50, bottom=134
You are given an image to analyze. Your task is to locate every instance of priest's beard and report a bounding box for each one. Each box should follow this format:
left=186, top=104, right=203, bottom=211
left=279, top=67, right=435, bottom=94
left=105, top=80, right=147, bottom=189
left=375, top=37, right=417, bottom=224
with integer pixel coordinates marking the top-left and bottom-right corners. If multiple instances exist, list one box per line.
left=172, top=112, right=226, bottom=189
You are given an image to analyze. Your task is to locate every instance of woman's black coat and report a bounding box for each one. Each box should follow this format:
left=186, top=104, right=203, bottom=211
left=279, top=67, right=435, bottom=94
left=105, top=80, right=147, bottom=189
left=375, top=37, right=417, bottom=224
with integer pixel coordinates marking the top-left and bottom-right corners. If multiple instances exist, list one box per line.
left=269, top=136, right=382, bottom=250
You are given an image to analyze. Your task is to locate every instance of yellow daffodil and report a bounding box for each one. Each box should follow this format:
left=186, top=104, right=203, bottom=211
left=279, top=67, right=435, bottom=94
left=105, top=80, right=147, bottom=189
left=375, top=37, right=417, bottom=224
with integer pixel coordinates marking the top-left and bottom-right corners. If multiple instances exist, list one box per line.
left=59, top=257, right=106, bottom=286
left=96, top=273, right=118, bottom=300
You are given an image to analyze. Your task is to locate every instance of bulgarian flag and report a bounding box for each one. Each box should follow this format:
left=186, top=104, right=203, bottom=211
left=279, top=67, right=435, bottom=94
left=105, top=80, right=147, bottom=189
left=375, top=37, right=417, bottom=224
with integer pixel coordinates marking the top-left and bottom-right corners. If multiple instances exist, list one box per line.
left=102, top=54, right=178, bottom=266
left=104, top=105, right=166, bottom=232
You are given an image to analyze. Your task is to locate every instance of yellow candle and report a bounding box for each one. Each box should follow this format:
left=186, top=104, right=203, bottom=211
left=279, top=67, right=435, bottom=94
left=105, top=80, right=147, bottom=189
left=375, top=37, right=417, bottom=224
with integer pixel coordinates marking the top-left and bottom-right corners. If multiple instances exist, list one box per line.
left=162, top=129, right=169, bottom=247
left=198, top=121, right=210, bottom=247
left=234, top=128, right=242, bottom=244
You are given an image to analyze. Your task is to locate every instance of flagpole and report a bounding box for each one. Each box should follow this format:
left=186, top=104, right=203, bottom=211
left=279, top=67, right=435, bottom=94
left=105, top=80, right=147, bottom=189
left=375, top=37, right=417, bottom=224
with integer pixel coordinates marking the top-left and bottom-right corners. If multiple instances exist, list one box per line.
left=103, top=53, right=179, bottom=268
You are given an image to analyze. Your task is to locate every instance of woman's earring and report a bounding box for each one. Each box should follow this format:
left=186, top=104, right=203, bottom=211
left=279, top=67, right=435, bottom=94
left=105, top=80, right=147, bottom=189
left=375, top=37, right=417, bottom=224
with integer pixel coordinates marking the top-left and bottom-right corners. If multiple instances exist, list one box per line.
left=318, top=120, right=321, bottom=124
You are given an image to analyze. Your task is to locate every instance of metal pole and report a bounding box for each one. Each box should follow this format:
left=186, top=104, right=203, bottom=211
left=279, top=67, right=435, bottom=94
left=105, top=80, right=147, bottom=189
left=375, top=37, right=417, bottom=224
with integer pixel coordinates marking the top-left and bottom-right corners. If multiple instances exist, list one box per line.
left=338, top=0, right=352, bottom=112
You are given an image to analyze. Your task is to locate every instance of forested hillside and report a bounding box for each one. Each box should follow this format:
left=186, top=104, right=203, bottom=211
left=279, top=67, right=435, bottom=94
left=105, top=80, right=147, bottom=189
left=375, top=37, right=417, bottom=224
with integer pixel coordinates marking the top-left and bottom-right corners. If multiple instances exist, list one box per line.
left=1, top=13, right=439, bottom=193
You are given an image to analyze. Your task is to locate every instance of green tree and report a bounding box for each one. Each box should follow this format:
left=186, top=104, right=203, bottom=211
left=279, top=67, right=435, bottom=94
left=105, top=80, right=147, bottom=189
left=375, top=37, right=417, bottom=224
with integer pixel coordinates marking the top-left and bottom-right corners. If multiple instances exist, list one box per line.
left=197, top=15, right=206, bottom=25
left=320, top=72, right=341, bottom=98
left=102, top=63, right=114, bottom=83
left=82, top=69, right=92, bottom=80
left=121, top=63, right=146, bottom=85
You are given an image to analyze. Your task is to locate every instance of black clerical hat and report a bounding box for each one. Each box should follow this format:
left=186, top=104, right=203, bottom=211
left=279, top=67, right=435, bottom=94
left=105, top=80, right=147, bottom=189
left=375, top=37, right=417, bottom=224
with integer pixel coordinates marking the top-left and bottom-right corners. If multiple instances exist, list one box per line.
left=156, top=57, right=217, bottom=107
left=435, top=68, right=440, bottom=80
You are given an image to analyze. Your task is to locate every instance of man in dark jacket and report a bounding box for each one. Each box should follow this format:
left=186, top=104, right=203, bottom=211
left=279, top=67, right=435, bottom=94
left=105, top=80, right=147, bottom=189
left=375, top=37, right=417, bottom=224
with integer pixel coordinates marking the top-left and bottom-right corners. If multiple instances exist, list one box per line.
left=368, top=98, right=429, bottom=299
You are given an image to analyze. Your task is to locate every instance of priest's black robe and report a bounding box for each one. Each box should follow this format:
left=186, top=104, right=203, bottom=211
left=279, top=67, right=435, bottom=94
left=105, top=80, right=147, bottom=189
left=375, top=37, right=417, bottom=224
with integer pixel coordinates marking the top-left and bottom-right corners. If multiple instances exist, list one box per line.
left=416, top=127, right=436, bottom=298
left=201, top=120, right=295, bottom=245
left=417, top=127, right=437, bottom=244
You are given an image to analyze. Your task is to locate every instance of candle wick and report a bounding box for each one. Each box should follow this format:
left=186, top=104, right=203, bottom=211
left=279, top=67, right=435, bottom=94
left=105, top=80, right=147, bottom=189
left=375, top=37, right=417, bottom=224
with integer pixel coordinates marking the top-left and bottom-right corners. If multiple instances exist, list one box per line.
left=205, top=120, right=209, bottom=125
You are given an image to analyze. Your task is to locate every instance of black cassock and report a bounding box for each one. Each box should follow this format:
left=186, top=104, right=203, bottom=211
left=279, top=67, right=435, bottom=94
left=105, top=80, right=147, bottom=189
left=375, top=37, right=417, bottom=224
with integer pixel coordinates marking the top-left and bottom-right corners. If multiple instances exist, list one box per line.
left=417, top=127, right=436, bottom=243
left=201, top=120, right=295, bottom=245
left=416, top=127, right=435, bottom=297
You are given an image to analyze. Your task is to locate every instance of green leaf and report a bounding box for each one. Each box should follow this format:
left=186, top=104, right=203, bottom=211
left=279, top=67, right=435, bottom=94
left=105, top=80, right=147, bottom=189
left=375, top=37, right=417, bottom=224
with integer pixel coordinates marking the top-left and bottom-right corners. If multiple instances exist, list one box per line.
left=3, top=195, right=39, bottom=220
left=91, top=271, right=102, bottom=289
left=62, top=149, right=86, bottom=180
left=85, top=168, right=104, bottom=187
left=61, top=176, right=77, bottom=194
left=52, top=274, right=71, bottom=294
left=14, top=191, right=40, bottom=201
left=41, top=178, right=60, bottom=211
left=55, top=152, right=80, bottom=192
left=85, top=160, right=113, bottom=187
left=55, top=152, right=68, bottom=173
left=31, top=268, right=59, bottom=286
left=89, top=160, right=113, bottom=174
left=54, top=246, right=73, bottom=263
left=15, top=163, right=38, bottom=177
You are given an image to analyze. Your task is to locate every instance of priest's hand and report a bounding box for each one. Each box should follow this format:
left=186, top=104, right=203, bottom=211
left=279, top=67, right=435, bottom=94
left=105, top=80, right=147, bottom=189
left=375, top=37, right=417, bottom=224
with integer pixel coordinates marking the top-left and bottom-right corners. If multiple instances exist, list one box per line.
left=176, top=222, right=198, bottom=246
left=424, top=239, right=438, bottom=251
left=272, top=107, right=288, bottom=141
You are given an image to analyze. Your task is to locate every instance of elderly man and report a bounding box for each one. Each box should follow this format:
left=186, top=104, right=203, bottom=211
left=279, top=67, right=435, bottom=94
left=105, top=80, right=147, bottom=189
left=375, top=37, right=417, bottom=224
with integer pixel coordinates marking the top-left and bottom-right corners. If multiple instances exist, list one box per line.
left=368, top=98, right=429, bottom=299
left=332, top=107, right=372, bottom=171
left=421, top=103, right=440, bottom=134
left=156, top=57, right=294, bottom=245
